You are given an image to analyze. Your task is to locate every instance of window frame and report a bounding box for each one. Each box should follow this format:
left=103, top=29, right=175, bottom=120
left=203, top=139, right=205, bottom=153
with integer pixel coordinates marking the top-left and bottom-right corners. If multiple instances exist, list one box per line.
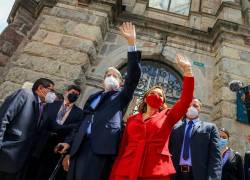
left=147, top=0, right=192, bottom=16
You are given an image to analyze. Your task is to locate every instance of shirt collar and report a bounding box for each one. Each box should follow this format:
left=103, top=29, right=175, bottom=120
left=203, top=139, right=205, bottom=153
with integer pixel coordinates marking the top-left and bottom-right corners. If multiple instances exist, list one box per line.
left=38, top=97, right=42, bottom=104
left=185, top=117, right=199, bottom=125
left=63, top=100, right=74, bottom=108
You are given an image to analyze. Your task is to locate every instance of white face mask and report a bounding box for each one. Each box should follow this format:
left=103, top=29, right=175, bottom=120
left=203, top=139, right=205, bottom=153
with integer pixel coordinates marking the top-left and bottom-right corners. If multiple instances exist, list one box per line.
left=104, top=76, right=120, bottom=91
left=45, top=92, right=56, bottom=103
left=186, top=106, right=199, bottom=119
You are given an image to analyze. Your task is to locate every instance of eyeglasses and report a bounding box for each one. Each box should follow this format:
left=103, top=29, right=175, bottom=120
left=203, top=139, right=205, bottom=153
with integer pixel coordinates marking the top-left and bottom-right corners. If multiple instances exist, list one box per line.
left=45, top=87, right=55, bottom=93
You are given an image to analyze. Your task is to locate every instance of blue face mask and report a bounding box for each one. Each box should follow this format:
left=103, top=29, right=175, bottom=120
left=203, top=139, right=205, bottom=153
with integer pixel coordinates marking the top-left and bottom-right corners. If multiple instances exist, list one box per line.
left=218, top=138, right=229, bottom=150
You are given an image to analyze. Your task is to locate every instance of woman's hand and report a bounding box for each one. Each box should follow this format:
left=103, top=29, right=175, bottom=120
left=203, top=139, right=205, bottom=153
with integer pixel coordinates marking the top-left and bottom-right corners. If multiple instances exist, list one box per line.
left=175, top=54, right=193, bottom=77
left=119, top=22, right=136, bottom=46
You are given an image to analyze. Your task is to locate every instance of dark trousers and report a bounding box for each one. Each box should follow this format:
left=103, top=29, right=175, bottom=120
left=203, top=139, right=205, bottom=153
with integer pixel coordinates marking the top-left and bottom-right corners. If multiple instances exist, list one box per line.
left=0, top=172, right=17, bottom=180
left=0, top=158, right=39, bottom=180
left=35, top=153, right=66, bottom=180
left=0, top=170, right=28, bottom=180
left=175, top=171, right=193, bottom=180
left=67, top=138, right=115, bottom=180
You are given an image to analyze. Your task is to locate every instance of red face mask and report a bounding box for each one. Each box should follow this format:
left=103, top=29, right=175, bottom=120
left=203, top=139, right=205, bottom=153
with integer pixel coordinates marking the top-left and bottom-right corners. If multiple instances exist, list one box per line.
left=145, top=94, right=163, bottom=109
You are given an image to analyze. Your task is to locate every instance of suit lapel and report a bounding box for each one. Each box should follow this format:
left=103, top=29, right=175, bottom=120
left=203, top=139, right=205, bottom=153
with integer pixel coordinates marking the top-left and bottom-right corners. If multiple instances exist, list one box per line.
left=64, top=105, right=76, bottom=125
left=94, top=91, right=114, bottom=109
left=90, top=90, right=117, bottom=111
left=191, top=120, right=201, bottom=137
left=33, top=94, right=40, bottom=121
left=51, top=101, right=63, bottom=123
left=83, top=91, right=103, bottom=113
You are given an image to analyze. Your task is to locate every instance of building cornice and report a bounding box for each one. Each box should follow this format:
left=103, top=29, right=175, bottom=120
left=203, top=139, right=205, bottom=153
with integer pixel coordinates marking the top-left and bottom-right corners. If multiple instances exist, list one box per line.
left=117, top=11, right=250, bottom=45
left=8, top=0, right=57, bottom=23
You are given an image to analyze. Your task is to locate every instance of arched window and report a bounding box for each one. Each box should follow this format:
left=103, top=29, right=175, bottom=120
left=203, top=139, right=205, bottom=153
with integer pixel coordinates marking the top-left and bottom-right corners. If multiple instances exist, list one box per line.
left=149, top=0, right=191, bottom=16
left=121, top=60, right=183, bottom=114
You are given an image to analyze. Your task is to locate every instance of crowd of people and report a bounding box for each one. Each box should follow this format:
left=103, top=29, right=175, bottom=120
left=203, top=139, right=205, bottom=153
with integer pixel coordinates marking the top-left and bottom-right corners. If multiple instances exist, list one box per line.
left=0, top=22, right=247, bottom=180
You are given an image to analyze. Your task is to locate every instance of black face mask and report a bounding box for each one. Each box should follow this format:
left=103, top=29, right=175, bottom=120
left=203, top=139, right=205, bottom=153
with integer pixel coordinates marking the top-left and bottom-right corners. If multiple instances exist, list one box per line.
left=67, top=93, right=79, bottom=103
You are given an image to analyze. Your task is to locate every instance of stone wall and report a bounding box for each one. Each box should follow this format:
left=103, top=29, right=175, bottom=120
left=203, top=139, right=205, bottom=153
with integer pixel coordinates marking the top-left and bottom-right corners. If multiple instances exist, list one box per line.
left=213, top=33, right=250, bottom=151
left=0, top=0, right=113, bottom=103
left=0, top=0, right=250, bottom=153
left=0, top=7, right=36, bottom=78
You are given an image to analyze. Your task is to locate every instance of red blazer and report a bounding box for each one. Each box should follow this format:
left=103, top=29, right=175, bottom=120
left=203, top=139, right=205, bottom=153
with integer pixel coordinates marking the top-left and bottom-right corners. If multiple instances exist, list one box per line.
left=110, top=77, right=194, bottom=180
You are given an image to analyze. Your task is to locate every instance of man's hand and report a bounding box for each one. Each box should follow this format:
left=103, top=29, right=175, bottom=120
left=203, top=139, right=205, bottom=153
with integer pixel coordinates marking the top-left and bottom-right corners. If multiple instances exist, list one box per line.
left=175, top=54, right=193, bottom=77
left=54, top=143, right=70, bottom=154
left=62, top=154, right=70, bottom=171
left=119, top=22, right=136, bottom=46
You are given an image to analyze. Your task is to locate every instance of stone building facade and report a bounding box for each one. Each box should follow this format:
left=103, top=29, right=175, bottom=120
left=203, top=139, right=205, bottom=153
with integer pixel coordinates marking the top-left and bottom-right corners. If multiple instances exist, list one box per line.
left=0, top=0, right=250, bottom=153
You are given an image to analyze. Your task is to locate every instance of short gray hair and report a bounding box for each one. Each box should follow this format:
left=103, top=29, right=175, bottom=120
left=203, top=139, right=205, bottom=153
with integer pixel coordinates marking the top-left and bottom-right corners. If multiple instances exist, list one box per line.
left=104, top=67, right=122, bottom=82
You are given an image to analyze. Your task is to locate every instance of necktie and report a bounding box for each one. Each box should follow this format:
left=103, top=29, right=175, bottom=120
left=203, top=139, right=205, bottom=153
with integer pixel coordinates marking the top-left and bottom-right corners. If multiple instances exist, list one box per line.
left=87, top=94, right=102, bottom=135
left=56, top=105, right=67, bottom=125
left=37, top=102, right=45, bottom=127
left=183, top=121, right=193, bottom=160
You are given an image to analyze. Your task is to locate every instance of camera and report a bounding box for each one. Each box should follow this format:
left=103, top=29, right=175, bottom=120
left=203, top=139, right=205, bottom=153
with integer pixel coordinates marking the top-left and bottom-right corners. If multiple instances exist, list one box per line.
left=229, top=80, right=246, bottom=92
left=229, top=80, right=250, bottom=124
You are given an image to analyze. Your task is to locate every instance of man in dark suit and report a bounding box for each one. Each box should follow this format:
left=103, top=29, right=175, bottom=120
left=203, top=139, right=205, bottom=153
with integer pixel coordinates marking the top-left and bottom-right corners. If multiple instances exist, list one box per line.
left=0, top=78, right=56, bottom=180
left=34, top=84, right=84, bottom=180
left=56, top=22, right=141, bottom=180
left=169, top=98, right=222, bottom=180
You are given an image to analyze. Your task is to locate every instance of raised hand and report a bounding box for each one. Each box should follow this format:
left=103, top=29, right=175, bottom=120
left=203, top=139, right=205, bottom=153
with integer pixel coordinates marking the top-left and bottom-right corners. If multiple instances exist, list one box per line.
left=119, top=22, right=136, bottom=45
left=175, top=54, right=193, bottom=77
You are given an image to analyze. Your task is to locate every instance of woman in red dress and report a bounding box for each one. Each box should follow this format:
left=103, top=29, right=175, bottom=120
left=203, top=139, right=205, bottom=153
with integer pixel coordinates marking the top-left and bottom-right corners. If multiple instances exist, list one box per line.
left=110, top=54, right=194, bottom=180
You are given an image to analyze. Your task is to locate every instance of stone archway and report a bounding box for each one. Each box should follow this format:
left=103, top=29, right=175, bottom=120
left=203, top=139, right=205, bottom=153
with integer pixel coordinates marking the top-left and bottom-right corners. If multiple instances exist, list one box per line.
left=120, top=59, right=182, bottom=114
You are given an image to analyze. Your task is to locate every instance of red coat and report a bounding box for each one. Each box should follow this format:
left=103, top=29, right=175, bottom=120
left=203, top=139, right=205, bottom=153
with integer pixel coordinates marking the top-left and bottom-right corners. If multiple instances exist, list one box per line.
left=110, top=77, right=194, bottom=180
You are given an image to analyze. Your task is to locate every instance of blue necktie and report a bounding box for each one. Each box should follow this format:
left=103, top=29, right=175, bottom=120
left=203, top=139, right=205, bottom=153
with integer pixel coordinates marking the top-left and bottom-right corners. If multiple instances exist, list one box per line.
left=87, top=94, right=102, bottom=135
left=183, top=121, right=193, bottom=160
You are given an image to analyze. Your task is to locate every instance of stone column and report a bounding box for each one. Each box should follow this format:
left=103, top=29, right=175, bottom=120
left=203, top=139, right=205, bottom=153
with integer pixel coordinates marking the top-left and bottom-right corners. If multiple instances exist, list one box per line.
left=190, top=0, right=201, bottom=12
left=213, top=31, right=250, bottom=154
left=242, top=0, right=250, bottom=24
left=0, top=7, right=35, bottom=76
left=0, top=0, right=57, bottom=84
left=0, top=0, right=116, bottom=102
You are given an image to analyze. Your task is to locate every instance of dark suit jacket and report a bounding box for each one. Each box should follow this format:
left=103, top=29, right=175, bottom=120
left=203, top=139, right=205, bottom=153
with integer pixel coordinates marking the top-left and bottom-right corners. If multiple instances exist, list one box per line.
left=222, top=149, right=244, bottom=180
left=46, top=101, right=84, bottom=139
left=244, top=151, right=250, bottom=180
left=0, top=89, right=41, bottom=173
left=67, top=51, right=141, bottom=157
left=33, top=101, right=84, bottom=180
left=33, top=101, right=84, bottom=157
left=169, top=119, right=222, bottom=180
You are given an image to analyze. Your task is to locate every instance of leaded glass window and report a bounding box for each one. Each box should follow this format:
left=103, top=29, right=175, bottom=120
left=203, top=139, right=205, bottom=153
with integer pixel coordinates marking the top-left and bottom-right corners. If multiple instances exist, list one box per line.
left=149, top=0, right=191, bottom=15
left=121, top=60, right=182, bottom=114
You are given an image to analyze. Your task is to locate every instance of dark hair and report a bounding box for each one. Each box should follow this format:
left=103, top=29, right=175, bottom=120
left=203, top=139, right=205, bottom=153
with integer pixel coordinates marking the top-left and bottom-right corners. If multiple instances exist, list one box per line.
left=193, top=97, right=202, bottom=102
left=67, top=85, right=81, bottom=94
left=219, top=128, right=230, bottom=139
left=138, top=86, right=167, bottom=113
left=32, top=78, right=54, bottom=92
left=55, top=92, right=64, bottom=101
left=192, top=97, right=203, bottom=107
